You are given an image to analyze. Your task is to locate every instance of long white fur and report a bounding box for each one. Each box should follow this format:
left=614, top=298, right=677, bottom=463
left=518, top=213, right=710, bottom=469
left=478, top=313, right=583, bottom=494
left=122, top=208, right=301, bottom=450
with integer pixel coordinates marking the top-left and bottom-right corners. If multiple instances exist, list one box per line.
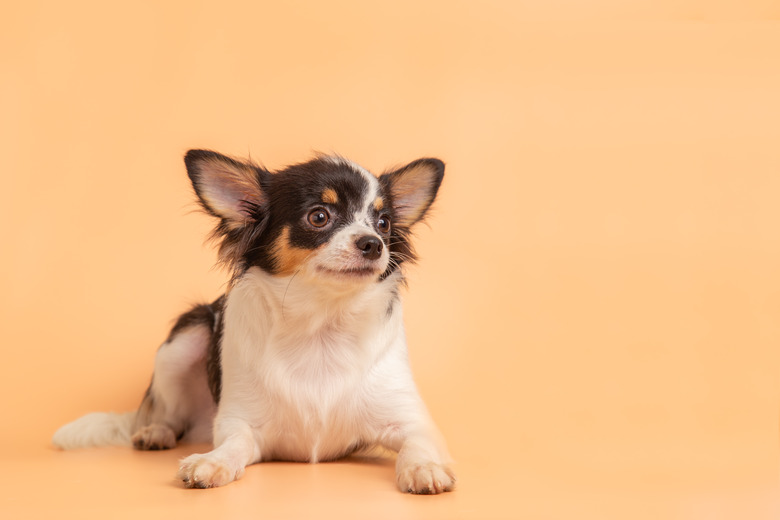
left=52, top=411, right=136, bottom=449
left=178, top=264, right=452, bottom=490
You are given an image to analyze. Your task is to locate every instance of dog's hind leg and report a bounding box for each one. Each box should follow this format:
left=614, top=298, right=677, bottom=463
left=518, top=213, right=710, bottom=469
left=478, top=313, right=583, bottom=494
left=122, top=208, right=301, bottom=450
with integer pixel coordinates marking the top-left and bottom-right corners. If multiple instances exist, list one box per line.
left=131, top=299, right=223, bottom=450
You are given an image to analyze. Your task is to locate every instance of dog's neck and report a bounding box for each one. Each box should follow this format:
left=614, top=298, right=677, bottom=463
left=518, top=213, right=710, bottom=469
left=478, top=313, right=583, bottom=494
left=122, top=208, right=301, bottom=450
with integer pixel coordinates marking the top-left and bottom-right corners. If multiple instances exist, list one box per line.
left=228, top=267, right=402, bottom=338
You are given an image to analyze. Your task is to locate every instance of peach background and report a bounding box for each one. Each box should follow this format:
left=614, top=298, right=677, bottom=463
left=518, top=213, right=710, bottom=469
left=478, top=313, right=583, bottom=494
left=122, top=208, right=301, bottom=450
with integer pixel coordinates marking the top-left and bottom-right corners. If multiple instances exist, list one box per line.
left=1, top=1, right=779, bottom=518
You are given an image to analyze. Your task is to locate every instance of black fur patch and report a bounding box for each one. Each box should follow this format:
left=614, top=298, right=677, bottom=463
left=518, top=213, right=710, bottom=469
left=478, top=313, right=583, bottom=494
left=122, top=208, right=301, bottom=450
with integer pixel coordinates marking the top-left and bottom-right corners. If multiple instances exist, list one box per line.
left=244, top=157, right=374, bottom=273
left=205, top=296, right=225, bottom=404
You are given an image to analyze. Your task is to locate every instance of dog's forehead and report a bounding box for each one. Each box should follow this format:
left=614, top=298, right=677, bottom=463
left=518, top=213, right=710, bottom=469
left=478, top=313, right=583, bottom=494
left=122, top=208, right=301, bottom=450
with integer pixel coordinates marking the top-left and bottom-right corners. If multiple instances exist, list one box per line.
left=275, top=155, right=380, bottom=210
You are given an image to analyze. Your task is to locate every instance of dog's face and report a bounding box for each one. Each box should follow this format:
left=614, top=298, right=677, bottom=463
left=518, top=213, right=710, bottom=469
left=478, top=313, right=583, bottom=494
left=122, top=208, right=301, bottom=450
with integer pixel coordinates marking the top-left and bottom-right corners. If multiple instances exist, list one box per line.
left=185, top=151, right=444, bottom=286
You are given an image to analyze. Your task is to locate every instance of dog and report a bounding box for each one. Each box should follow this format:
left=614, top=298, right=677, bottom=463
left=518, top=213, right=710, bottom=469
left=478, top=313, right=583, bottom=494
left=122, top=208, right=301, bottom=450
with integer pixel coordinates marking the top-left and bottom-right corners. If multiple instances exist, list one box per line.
left=52, top=150, right=455, bottom=494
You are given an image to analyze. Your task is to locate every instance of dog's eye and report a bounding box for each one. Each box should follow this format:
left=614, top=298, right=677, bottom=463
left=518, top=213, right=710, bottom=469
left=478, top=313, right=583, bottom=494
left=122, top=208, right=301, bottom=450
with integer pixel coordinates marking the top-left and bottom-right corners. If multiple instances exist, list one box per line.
left=307, top=208, right=330, bottom=228
left=377, top=215, right=391, bottom=234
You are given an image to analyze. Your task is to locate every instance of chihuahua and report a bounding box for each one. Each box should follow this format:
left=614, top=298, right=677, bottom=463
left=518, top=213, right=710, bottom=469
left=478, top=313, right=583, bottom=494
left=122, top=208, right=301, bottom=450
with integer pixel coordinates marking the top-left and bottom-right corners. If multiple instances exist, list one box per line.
left=53, top=150, right=455, bottom=494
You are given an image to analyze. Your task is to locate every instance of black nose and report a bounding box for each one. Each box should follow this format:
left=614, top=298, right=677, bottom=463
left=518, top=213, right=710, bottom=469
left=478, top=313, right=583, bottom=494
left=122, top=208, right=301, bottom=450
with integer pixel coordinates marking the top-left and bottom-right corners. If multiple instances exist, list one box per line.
left=355, top=235, right=383, bottom=260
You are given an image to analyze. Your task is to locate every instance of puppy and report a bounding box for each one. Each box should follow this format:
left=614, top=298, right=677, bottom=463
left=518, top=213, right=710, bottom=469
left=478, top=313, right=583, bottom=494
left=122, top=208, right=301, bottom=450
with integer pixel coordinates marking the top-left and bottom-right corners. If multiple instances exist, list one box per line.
left=53, top=150, right=455, bottom=494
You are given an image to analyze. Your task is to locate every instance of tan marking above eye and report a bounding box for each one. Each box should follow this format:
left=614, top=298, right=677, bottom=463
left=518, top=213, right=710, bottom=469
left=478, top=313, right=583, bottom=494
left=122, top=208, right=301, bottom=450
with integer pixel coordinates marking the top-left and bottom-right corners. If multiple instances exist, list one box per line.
left=272, top=227, right=315, bottom=275
left=322, top=188, right=338, bottom=205
left=373, top=197, right=384, bottom=212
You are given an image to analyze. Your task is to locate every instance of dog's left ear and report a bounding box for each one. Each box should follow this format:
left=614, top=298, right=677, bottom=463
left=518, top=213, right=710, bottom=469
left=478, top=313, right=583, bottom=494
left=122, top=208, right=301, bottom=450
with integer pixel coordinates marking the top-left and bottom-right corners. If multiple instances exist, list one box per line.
left=380, top=158, right=445, bottom=228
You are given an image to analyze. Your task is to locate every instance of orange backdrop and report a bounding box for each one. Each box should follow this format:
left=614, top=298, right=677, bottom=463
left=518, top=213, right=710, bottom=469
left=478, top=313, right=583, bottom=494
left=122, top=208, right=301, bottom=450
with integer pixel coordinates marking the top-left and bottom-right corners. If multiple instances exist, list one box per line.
left=1, top=1, right=779, bottom=519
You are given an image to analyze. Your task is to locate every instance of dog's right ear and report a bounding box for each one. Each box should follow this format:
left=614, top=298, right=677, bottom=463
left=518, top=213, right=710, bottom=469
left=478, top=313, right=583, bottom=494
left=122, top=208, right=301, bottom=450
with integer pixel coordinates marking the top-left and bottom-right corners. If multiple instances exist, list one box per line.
left=185, top=149, right=267, bottom=228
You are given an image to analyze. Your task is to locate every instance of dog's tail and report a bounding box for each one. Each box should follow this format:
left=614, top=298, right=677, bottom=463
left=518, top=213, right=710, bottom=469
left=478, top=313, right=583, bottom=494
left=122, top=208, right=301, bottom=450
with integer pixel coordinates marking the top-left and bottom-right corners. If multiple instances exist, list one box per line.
left=52, top=411, right=136, bottom=450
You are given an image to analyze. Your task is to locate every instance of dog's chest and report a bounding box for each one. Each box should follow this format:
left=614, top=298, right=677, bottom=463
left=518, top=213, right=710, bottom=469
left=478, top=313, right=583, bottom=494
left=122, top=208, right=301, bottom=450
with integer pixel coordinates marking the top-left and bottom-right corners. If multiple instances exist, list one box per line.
left=222, top=270, right=395, bottom=461
left=257, top=321, right=378, bottom=461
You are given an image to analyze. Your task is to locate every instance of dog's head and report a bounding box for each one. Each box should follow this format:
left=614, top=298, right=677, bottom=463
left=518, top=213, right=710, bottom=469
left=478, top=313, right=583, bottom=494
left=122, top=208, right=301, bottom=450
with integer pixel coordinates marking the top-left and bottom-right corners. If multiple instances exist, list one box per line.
left=185, top=150, right=444, bottom=287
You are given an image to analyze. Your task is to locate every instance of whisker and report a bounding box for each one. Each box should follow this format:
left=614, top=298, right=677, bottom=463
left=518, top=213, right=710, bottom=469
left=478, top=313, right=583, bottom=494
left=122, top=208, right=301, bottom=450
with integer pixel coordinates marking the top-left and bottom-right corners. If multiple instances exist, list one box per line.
left=389, top=252, right=415, bottom=262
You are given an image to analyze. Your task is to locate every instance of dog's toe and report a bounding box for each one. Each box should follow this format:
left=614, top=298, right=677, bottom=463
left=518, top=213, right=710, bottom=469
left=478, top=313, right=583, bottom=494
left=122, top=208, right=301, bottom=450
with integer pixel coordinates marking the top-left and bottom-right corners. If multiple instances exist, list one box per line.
left=178, top=454, right=242, bottom=489
left=397, top=462, right=456, bottom=495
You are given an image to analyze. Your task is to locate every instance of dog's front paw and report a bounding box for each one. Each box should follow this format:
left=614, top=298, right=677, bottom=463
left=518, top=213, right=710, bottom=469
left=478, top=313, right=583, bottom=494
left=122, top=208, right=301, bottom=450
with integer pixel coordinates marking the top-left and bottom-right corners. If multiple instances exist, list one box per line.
left=177, top=453, right=244, bottom=489
left=396, top=462, right=456, bottom=495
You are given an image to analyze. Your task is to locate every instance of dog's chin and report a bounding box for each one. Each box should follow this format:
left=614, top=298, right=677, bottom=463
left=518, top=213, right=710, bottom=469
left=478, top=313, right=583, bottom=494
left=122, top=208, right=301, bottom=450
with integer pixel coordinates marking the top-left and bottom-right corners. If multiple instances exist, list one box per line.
left=316, top=265, right=382, bottom=283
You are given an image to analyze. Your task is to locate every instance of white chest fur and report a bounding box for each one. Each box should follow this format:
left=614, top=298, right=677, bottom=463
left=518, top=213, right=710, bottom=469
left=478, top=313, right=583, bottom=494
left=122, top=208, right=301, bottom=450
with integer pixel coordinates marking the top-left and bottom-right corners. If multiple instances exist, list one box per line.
left=216, top=267, right=406, bottom=462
